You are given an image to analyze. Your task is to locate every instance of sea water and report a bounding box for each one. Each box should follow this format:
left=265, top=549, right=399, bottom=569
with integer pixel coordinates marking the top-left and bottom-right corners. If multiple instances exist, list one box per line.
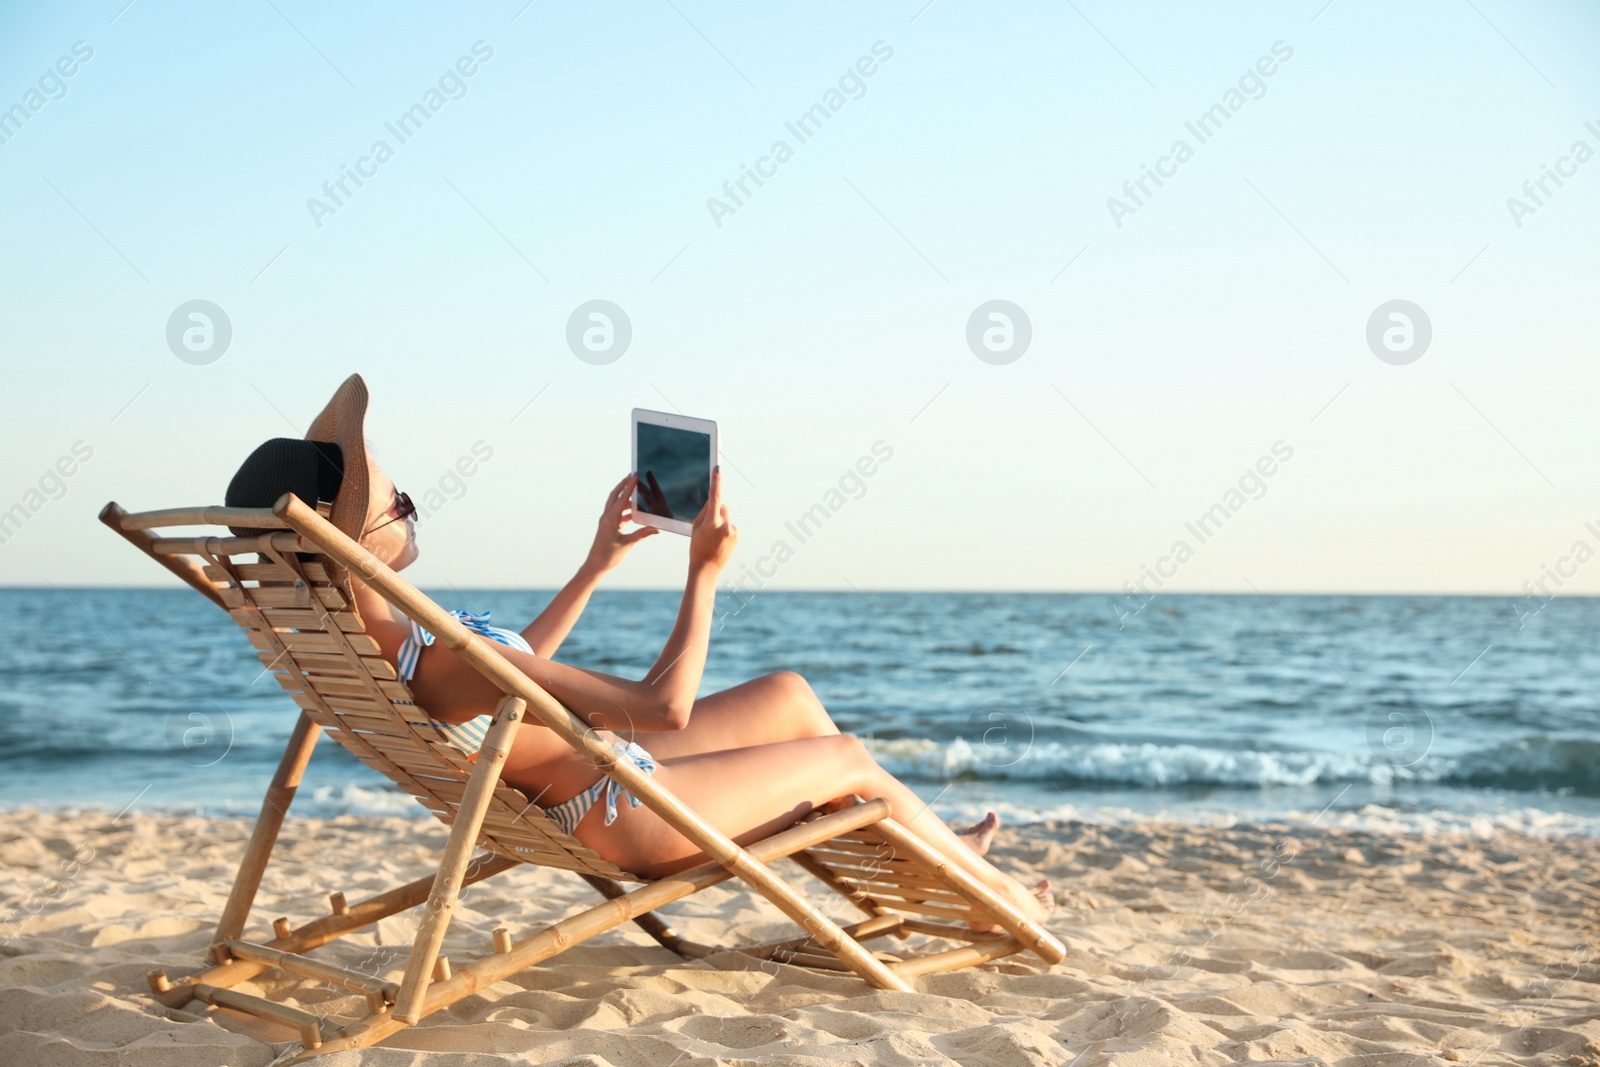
left=4, top=588, right=1597, bottom=837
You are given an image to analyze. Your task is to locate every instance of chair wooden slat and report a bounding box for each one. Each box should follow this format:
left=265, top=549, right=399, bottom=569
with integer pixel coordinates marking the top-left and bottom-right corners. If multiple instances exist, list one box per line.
left=245, top=586, right=349, bottom=610
left=257, top=607, right=364, bottom=632
left=250, top=631, right=383, bottom=656
left=281, top=652, right=398, bottom=681
left=306, top=693, right=417, bottom=718
left=205, top=561, right=332, bottom=584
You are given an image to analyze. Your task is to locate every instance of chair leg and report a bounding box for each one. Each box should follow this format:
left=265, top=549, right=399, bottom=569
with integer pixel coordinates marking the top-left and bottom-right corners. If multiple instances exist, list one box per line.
left=210, top=710, right=322, bottom=964
left=392, top=696, right=524, bottom=1023
left=578, top=874, right=718, bottom=958
left=147, top=851, right=519, bottom=1010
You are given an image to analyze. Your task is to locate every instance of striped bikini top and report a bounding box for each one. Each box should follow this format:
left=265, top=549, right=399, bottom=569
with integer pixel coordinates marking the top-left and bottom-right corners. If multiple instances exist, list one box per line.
left=396, top=610, right=534, bottom=683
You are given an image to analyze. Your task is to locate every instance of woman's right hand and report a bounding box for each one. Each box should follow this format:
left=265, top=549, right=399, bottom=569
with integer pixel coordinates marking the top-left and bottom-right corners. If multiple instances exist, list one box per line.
left=689, top=466, right=737, bottom=571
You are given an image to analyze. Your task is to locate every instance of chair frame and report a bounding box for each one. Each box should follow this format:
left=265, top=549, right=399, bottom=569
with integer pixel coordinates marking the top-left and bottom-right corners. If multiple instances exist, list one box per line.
left=102, top=493, right=1064, bottom=1061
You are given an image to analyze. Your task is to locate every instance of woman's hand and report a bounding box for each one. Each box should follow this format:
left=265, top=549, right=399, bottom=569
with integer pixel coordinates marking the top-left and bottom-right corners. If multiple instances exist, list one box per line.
left=636, top=469, right=671, bottom=518
left=689, top=466, right=738, bottom=572
left=584, top=473, right=659, bottom=575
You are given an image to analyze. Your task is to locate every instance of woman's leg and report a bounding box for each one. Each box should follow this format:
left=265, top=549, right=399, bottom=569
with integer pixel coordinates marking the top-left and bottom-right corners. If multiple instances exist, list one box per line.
left=492, top=672, right=836, bottom=807
left=638, top=671, right=838, bottom=760
left=574, top=733, right=1050, bottom=924
left=636, top=672, right=999, bottom=856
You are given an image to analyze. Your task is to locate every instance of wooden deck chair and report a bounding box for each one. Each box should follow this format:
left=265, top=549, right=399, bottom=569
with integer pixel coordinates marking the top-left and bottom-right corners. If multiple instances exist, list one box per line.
left=101, top=493, right=1065, bottom=1061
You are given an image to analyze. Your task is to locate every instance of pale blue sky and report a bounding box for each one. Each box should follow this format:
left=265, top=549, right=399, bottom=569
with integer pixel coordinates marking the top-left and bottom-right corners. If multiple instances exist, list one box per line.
left=3, top=0, right=1599, bottom=594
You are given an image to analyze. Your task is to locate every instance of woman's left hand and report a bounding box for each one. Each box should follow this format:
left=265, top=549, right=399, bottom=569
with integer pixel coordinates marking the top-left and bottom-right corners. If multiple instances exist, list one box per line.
left=585, top=473, right=658, bottom=574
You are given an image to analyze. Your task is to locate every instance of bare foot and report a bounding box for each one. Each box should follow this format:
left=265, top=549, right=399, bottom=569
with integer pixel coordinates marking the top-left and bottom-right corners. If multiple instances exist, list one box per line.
left=1031, top=878, right=1055, bottom=919
left=971, top=877, right=1054, bottom=933
left=956, top=811, right=1000, bottom=857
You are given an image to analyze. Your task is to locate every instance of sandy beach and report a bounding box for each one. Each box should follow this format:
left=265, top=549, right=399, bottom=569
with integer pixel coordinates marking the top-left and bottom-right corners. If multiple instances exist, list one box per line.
left=1, top=810, right=1596, bottom=1066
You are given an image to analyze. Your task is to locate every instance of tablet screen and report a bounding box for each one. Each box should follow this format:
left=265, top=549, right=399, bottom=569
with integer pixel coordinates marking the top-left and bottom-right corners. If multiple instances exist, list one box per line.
left=635, top=422, right=712, bottom=522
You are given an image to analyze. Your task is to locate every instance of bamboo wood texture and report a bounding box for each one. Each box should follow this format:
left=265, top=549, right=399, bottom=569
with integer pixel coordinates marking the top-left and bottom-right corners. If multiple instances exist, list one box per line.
left=282, top=1013, right=406, bottom=1064
left=281, top=799, right=896, bottom=1063
left=98, top=503, right=227, bottom=610
left=113, top=505, right=295, bottom=530
left=209, top=710, right=322, bottom=963
left=193, top=984, right=333, bottom=1049
left=393, top=696, right=524, bottom=1023
left=788, top=850, right=902, bottom=924
left=417, top=797, right=895, bottom=1015
left=108, top=497, right=1069, bottom=1060
left=889, top=937, right=1025, bottom=977
left=220, top=940, right=399, bottom=1002
left=271, top=491, right=913, bottom=993
left=857, top=820, right=1065, bottom=965
left=150, top=852, right=519, bottom=1009
left=187, top=514, right=631, bottom=881
left=741, top=912, right=907, bottom=960
left=577, top=874, right=718, bottom=958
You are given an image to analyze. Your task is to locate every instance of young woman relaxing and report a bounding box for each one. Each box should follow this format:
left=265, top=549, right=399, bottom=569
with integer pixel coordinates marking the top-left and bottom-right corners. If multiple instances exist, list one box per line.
left=225, top=376, right=1053, bottom=926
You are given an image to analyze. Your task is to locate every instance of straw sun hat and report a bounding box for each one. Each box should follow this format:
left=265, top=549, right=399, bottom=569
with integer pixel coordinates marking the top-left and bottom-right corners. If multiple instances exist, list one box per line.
left=302, top=372, right=372, bottom=545
left=224, top=374, right=373, bottom=589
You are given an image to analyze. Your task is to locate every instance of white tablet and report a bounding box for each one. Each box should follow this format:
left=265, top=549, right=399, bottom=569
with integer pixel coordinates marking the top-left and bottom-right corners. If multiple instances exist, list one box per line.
left=631, top=408, right=718, bottom=535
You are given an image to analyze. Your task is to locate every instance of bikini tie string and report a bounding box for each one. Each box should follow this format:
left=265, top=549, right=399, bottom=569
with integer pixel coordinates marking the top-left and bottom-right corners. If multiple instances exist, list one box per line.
left=601, top=741, right=657, bottom=826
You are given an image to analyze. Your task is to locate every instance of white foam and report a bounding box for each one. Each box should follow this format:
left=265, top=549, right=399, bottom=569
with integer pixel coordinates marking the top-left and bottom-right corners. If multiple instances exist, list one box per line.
left=306, top=782, right=432, bottom=817
left=863, top=733, right=1600, bottom=792
left=863, top=736, right=1452, bottom=787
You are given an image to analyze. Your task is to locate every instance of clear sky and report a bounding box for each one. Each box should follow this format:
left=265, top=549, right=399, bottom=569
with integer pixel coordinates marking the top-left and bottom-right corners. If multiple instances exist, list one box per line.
left=3, top=0, right=1599, bottom=595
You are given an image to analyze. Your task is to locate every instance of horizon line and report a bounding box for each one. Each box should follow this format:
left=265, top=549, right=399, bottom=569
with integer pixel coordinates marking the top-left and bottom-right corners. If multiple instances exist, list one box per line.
left=0, top=583, right=1547, bottom=599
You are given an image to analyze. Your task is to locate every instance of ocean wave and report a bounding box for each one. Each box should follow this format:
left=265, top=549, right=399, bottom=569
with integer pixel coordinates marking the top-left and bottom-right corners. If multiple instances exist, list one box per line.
left=1452, top=737, right=1600, bottom=792
left=863, top=735, right=1600, bottom=794
left=304, top=782, right=435, bottom=817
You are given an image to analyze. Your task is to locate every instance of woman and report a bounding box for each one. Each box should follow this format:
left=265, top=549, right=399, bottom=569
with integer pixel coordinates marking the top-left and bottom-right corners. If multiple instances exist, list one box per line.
left=227, top=376, right=1052, bottom=926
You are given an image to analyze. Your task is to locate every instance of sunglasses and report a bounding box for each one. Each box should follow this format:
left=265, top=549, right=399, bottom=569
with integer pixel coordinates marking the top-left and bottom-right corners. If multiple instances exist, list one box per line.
left=364, top=490, right=416, bottom=535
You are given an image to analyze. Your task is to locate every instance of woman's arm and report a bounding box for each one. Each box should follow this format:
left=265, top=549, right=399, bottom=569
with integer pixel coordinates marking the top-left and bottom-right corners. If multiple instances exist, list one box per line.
left=413, top=468, right=737, bottom=733
left=646, top=466, right=738, bottom=714
left=519, top=565, right=603, bottom=660
left=520, top=473, right=656, bottom=658
left=642, top=554, right=720, bottom=693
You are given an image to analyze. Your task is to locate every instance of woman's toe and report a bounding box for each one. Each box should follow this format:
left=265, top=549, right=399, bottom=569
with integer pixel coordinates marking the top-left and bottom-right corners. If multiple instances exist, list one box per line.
left=957, top=811, right=1001, bottom=856
left=1031, top=879, right=1055, bottom=917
